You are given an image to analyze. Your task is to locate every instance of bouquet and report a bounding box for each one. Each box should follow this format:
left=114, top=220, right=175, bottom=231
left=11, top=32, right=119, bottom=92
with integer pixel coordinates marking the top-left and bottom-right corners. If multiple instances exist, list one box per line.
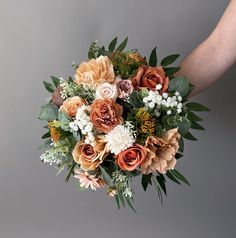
left=39, top=37, right=209, bottom=212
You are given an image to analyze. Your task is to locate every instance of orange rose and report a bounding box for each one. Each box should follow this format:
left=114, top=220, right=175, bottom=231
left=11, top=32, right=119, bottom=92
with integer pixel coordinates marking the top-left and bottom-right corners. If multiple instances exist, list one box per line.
left=132, top=65, right=169, bottom=91
left=90, top=98, right=123, bottom=133
left=141, top=128, right=180, bottom=174
left=72, top=136, right=108, bottom=171
left=116, top=144, right=147, bottom=171
left=60, top=96, right=85, bottom=118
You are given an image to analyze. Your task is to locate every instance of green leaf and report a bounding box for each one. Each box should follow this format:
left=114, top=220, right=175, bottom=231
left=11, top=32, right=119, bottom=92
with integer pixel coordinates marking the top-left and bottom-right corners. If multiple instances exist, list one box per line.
left=97, top=46, right=106, bottom=57
left=177, top=117, right=191, bottom=136
left=179, top=136, right=184, bottom=153
left=50, top=76, right=60, bottom=87
left=42, top=131, right=51, bottom=139
left=39, top=103, right=58, bottom=121
left=114, top=195, right=121, bottom=209
left=99, top=166, right=113, bottom=187
left=58, top=111, right=70, bottom=131
left=171, top=169, right=190, bottom=186
left=116, top=37, right=128, bottom=52
left=164, top=67, right=181, bottom=78
left=141, top=174, right=152, bottom=191
left=108, top=37, right=118, bottom=52
left=187, top=83, right=195, bottom=96
left=129, top=91, right=144, bottom=108
left=166, top=171, right=181, bottom=185
left=175, top=153, right=183, bottom=160
left=88, top=41, right=98, bottom=59
left=118, top=191, right=125, bottom=207
left=156, top=175, right=167, bottom=195
left=183, top=131, right=197, bottom=141
left=65, top=162, right=76, bottom=183
left=186, top=102, right=210, bottom=112
left=168, top=76, right=189, bottom=97
left=191, top=121, right=205, bottom=130
left=149, top=47, right=157, bottom=67
left=43, top=81, right=55, bottom=93
left=187, top=110, right=202, bottom=122
left=161, top=54, right=180, bottom=66
left=125, top=196, right=137, bottom=213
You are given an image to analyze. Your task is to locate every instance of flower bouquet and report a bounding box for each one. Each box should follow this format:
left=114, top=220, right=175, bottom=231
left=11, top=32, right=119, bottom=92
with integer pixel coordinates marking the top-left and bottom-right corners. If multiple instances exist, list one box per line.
left=39, top=37, right=209, bottom=212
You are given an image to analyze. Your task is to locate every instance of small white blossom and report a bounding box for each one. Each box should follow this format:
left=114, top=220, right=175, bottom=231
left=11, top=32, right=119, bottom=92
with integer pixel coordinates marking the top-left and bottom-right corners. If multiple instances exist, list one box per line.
left=162, top=93, right=168, bottom=99
left=156, top=84, right=163, bottom=90
left=167, top=110, right=172, bottom=115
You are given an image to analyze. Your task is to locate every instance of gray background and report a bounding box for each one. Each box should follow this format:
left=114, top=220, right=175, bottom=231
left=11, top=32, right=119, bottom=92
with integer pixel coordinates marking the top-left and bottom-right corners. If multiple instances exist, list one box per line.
left=0, top=0, right=235, bottom=237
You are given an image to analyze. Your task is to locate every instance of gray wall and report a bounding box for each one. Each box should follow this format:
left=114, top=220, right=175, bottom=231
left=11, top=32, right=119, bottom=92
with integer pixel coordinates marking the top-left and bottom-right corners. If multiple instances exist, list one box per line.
left=0, top=0, right=235, bottom=237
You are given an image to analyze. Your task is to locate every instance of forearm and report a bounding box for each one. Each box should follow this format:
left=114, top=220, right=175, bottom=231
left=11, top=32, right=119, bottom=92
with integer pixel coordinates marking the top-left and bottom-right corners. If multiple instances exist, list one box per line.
left=177, top=0, right=236, bottom=95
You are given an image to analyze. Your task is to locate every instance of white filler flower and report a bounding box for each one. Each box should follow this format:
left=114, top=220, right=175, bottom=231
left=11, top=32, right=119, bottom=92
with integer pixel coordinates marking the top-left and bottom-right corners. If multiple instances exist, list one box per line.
left=105, top=124, right=136, bottom=155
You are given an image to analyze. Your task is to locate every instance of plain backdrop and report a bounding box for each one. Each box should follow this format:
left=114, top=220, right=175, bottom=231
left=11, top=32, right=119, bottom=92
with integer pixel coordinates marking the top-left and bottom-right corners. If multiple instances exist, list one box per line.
left=0, top=0, right=235, bottom=237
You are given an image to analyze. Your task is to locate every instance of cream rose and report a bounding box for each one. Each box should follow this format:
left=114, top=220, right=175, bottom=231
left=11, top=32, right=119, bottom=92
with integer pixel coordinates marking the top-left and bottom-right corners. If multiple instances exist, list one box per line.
left=75, top=55, right=115, bottom=89
left=95, top=82, right=118, bottom=100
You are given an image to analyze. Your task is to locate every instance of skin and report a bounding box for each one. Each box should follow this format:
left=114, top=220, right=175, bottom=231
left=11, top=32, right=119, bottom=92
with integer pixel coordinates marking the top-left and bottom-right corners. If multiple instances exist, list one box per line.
left=177, top=0, right=236, bottom=96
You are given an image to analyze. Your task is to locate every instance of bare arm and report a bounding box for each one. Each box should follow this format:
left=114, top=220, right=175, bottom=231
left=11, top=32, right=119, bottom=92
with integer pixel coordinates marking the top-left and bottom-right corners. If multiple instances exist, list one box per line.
left=177, top=0, right=236, bottom=96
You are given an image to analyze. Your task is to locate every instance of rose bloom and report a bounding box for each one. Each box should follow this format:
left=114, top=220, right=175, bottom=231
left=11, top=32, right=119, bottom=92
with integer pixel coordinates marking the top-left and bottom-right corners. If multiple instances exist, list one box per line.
left=141, top=128, right=180, bottom=174
left=95, top=82, right=118, bottom=100
left=60, top=96, right=85, bottom=118
left=132, top=65, right=169, bottom=91
left=116, top=78, right=133, bottom=99
left=75, top=55, right=115, bottom=89
left=72, top=136, right=108, bottom=171
left=51, top=86, right=64, bottom=107
left=116, top=144, right=147, bottom=171
left=90, top=98, right=123, bottom=133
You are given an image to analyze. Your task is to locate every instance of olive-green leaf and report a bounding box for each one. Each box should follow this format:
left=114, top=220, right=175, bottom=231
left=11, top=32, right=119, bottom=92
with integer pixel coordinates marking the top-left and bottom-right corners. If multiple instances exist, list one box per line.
left=166, top=171, right=181, bottom=185
left=177, top=117, right=191, bottom=136
left=164, top=67, right=181, bottom=78
left=116, top=37, right=128, bottom=52
left=39, top=103, right=58, bottom=121
left=186, top=102, right=210, bottom=112
left=99, top=166, right=113, bottom=187
left=187, top=110, right=202, bottom=121
left=161, top=54, right=180, bottom=66
left=141, top=174, right=152, bottom=191
left=183, top=131, right=197, bottom=141
left=171, top=169, right=190, bottom=186
left=43, top=81, right=55, bottom=93
left=156, top=175, right=167, bottom=195
left=149, top=47, right=157, bottom=67
left=50, top=76, right=60, bottom=87
left=191, top=121, right=205, bottom=130
left=168, top=77, right=189, bottom=97
left=108, top=37, right=118, bottom=52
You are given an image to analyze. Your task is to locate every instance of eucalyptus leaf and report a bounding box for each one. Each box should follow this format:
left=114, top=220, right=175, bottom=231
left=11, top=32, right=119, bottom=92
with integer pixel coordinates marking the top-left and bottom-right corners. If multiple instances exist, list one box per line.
left=177, top=117, right=191, bottom=136
left=125, top=196, right=137, bottom=213
left=114, top=195, right=121, bottom=209
left=58, top=111, right=70, bottom=131
left=99, top=166, right=113, bottom=187
left=168, top=77, right=189, bottom=97
left=39, top=103, right=58, bottom=121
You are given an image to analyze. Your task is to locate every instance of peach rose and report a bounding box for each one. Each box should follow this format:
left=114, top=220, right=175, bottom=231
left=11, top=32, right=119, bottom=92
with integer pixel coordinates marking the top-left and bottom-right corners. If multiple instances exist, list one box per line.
left=116, top=144, right=147, bottom=171
left=95, top=82, right=118, bottom=100
left=75, top=55, right=115, bottom=89
left=90, top=98, right=123, bottom=133
left=72, top=136, right=108, bottom=171
left=60, top=96, right=85, bottom=118
left=141, top=128, right=180, bottom=174
left=132, top=65, right=169, bottom=91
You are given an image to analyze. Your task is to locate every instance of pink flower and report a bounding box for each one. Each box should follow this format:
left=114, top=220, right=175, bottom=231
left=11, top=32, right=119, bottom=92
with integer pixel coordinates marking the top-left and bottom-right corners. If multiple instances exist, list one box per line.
left=95, top=82, right=118, bottom=100
left=116, top=79, right=134, bottom=99
left=74, top=169, right=105, bottom=191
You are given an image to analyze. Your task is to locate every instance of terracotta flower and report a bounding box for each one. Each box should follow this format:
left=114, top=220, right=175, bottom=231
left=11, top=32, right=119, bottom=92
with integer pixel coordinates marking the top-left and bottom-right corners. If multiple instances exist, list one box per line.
left=90, top=98, right=123, bottom=133
left=132, top=65, right=169, bottom=91
left=75, top=55, right=115, bottom=89
left=116, top=144, right=147, bottom=171
left=51, top=86, right=64, bottom=107
left=72, top=136, right=108, bottom=171
left=60, top=96, right=85, bottom=118
left=141, top=128, right=180, bottom=174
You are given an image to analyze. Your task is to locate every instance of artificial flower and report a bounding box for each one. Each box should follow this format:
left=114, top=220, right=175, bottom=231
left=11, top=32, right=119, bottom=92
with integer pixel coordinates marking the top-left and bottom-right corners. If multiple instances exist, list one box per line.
left=95, top=82, right=118, bottom=100
left=51, top=86, right=64, bottom=107
left=90, top=98, right=123, bottom=133
left=116, top=78, right=133, bottom=99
